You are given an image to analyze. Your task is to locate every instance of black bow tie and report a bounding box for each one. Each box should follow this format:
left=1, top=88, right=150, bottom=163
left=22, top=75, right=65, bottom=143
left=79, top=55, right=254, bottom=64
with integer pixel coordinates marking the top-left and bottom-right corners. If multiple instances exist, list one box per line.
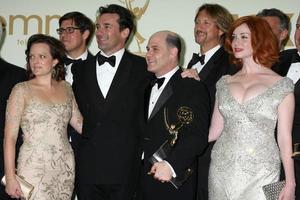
left=97, top=53, right=116, bottom=67
left=63, top=57, right=82, bottom=65
left=189, top=53, right=205, bottom=66
left=151, top=77, right=165, bottom=89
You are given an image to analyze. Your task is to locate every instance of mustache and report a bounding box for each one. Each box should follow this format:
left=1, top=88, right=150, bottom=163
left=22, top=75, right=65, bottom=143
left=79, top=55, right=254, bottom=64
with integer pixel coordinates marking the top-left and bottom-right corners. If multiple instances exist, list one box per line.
left=195, top=30, right=206, bottom=35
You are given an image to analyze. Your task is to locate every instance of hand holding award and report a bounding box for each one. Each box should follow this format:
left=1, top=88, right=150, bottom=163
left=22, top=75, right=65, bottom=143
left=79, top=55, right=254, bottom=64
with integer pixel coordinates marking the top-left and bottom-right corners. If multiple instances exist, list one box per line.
left=148, top=106, right=194, bottom=189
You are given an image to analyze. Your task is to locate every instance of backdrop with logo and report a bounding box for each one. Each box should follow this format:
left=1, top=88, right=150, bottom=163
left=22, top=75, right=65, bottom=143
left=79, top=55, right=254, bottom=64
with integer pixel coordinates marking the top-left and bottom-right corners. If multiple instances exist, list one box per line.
left=0, top=0, right=299, bottom=68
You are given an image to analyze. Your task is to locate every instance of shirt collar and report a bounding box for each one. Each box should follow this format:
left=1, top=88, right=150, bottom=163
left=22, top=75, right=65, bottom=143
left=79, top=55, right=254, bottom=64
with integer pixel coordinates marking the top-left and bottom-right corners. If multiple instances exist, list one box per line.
left=67, top=50, right=88, bottom=60
left=200, top=45, right=220, bottom=63
left=100, top=48, right=125, bottom=68
left=156, top=66, right=180, bottom=89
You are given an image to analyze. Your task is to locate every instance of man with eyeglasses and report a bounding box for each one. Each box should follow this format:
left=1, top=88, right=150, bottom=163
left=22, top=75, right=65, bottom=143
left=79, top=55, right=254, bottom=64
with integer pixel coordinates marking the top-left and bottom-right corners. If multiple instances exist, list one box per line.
left=57, top=12, right=95, bottom=200
left=57, top=11, right=94, bottom=84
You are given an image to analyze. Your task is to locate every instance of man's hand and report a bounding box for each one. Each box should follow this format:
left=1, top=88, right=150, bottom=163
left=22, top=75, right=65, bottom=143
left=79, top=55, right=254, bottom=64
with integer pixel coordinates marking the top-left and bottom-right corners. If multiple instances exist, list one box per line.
left=181, top=69, right=200, bottom=81
left=149, top=161, right=172, bottom=183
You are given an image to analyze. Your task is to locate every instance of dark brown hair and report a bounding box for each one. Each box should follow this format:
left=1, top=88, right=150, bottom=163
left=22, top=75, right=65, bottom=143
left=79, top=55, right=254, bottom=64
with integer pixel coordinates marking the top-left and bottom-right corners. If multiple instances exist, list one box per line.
left=25, top=34, right=66, bottom=81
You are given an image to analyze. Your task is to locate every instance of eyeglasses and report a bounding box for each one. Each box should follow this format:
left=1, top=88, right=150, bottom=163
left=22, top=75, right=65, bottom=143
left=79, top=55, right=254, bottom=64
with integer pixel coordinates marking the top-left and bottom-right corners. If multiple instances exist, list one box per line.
left=56, top=27, right=81, bottom=35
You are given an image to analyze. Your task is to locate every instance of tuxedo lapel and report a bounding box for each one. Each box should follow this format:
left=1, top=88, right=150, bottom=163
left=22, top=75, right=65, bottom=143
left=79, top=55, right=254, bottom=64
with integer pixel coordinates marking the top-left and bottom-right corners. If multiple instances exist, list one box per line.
left=104, top=51, right=131, bottom=105
left=292, top=52, right=300, bottom=63
left=295, top=79, right=300, bottom=88
left=198, top=47, right=224, bottom=80
left=87, top=51, right=94, bottom=59
left=148, top=69, right=182, bottom=120
left=144, top=84, right=152, bottom=121
left=86, top=57, right=105, bottom=103
left=279, top=61, right=291, bottom=76
left=187, top=56, right=195, bottom=69
left=148, top=84, right=173, bottom=120
left=277, top=49, right=298, bottom=76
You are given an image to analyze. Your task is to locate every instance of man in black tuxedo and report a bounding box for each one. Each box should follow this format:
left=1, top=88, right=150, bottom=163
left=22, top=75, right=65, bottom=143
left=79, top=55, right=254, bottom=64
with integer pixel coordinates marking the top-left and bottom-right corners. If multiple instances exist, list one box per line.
left=181, top=4, right=236, bottom=199
left=272, top=13, right=300, bottom=199
left=57, top=11, right=95, bottom=84
left=0, top=22, right=27, bottom=200
left=72, top=4, right=150, bottom=200
left=140, top=30, right=210, bottom=200
left=257, top=8, right=290, bottom=51
left=57, top=11, right=95, bottom=200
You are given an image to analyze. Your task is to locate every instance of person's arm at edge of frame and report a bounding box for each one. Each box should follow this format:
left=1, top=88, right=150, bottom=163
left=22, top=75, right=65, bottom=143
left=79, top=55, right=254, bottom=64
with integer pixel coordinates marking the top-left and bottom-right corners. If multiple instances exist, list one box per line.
left=208, top=98, right=224, bottom=142
left=277, top=92, right=296, bottom=199
left=3, top=84, right=24, bottom=199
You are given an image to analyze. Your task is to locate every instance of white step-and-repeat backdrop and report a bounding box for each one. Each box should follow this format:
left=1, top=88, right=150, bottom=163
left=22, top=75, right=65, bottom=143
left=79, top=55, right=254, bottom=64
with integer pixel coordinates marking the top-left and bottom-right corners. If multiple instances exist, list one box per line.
left=0, top=0, right=299, bottom=68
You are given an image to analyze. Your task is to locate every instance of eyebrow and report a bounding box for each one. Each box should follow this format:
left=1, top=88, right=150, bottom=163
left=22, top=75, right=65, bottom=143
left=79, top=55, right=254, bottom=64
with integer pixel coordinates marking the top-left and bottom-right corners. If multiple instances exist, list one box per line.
left=233, top=32, right=250, bottom=35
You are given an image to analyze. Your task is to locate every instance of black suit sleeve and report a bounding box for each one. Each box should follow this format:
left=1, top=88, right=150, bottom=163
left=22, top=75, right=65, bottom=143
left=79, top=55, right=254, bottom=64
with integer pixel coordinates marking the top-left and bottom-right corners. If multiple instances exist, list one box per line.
left=165, top=81, right=210, bottom=174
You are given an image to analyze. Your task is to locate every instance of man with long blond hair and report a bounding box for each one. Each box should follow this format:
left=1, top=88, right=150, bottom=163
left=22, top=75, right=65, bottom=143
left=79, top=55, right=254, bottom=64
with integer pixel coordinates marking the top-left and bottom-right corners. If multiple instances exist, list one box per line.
left=181, top=4, right=237, bottom=199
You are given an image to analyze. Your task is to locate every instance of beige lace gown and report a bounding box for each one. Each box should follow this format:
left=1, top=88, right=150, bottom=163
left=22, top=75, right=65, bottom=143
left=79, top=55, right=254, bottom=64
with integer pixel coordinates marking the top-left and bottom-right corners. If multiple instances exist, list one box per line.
left=6, top=81, right=80, bottom=200
left=208, top=75, right=294, bottom=200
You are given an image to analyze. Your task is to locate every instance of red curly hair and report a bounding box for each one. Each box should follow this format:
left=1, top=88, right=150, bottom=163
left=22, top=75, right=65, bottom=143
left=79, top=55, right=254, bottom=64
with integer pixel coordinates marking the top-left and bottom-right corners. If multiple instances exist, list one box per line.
left=225, top=15, right=279, bottom=68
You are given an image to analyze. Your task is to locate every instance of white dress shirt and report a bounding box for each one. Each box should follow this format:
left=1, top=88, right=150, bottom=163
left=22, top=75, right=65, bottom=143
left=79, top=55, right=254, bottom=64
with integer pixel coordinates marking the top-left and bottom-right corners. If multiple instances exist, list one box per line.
left=286, top=52, right=300, bottom=84
left=65, top=50, right=89, bottom=84
left=191, top=45, right=220, bottom=73
left=96, top=49, right=125, bottom=98
left=148, top=66, right=179, bottom=117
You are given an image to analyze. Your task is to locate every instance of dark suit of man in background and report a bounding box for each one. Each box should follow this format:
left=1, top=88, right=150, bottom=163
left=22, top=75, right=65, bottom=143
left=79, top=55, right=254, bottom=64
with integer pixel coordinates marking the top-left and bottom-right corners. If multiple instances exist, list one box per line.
left=272, top=13, right=300, bottom=199
left=0, top=22, right=27, bottom=200
left=72, top=4, right=150, bottom=200
left=181, top=4, right=236, bottom=199
left=57, top=11, right=95, bottom=200
left=140, top=30, right=210, bottom=200
left=257, top=8, right=290, bottom=52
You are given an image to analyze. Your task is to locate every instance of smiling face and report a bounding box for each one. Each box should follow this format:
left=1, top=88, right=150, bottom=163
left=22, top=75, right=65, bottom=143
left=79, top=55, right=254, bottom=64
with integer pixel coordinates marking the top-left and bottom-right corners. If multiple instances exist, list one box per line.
left=231, top=23, right=253, bottom=60
left=194, top=9, right=223, bottom=52
left=146, top=32, right=177, bottom=77
left=95, top=13, right=129, bottom=56
left=59, top=19, right=88, bottom=57
left=29, top=43, right=58, bottom=78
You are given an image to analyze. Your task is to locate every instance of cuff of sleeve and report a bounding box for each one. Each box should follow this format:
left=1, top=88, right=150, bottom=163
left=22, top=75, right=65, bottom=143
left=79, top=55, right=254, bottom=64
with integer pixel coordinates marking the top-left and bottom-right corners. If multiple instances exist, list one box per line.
left=163, top=160, right=177, bottom=178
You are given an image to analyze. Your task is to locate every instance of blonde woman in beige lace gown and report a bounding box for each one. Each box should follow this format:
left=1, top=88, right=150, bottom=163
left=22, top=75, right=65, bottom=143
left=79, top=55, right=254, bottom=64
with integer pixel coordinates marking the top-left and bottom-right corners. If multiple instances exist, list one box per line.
left=3, top=34, right=83, bottom=200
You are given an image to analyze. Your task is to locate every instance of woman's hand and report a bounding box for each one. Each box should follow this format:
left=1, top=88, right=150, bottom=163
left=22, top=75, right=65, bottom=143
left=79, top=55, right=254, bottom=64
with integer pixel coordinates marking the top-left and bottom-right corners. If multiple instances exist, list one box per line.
left=279, top=183, right=295, bottom=200
left=181, top=69, right=200, bottom=81
left=5, top=176, right=23, bottom=199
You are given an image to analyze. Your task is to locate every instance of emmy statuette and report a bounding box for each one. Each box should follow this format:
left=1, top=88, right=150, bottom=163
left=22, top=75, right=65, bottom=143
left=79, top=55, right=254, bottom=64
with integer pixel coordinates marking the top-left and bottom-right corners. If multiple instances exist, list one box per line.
left=148, top=106, right=194, bottom=189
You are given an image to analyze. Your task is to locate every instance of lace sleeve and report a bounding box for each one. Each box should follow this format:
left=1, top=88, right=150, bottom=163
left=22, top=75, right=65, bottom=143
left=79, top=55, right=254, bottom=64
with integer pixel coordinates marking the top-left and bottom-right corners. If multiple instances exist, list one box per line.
left=5, top=83, right=26, bottom=139
left=70, top=97, right=83, bottom=134
left=66, top=82, right=83, bottom=134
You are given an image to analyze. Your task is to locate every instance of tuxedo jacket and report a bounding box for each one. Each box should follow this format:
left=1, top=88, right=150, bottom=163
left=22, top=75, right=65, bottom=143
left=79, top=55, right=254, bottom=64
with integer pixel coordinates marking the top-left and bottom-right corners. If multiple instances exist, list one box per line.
left=67, top=51, right=93, bottom=153
left=0, top=58, right=26, bottom=199
left=272, top=49, right=300, bottom=197
left=72, top=50, right=150, bottom=184
left=272, top=49, right=300, bottom=144
left=187, top=46, right=237, bottom=111
left=187, top=47, right=237, bottom=197
left=141, top=69, right=210, bottom=200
